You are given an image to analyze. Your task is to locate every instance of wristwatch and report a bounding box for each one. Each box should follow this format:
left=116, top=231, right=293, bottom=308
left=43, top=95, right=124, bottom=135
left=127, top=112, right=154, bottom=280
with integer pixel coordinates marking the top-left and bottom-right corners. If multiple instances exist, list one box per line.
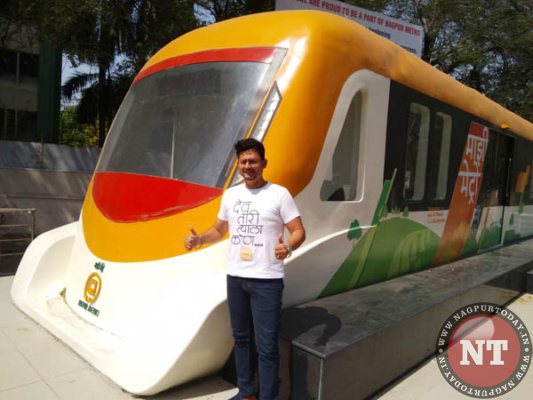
left=285, top=244, right=293, bottom=259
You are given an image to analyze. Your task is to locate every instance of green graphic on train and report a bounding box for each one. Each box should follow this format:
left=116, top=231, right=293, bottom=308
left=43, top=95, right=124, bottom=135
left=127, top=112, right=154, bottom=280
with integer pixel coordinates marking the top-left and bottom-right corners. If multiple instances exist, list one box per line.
left=321, top=218, right=440, bottom=297
left=320, top=163, right=532, bottom=298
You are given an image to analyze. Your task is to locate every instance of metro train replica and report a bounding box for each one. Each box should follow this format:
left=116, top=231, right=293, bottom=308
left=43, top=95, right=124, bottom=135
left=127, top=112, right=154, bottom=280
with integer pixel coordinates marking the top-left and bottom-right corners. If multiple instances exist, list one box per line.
left=11, top=10, right=533, bottom=395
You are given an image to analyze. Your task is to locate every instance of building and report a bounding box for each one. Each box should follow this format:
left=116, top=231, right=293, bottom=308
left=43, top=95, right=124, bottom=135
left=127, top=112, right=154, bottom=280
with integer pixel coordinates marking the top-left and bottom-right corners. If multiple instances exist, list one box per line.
left=0, top=24, right=61, bottom=143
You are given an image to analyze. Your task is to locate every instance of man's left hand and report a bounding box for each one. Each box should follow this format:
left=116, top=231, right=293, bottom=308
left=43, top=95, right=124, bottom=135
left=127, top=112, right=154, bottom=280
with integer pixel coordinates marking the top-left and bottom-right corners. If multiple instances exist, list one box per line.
left=274, top=234, right=289, bottom=260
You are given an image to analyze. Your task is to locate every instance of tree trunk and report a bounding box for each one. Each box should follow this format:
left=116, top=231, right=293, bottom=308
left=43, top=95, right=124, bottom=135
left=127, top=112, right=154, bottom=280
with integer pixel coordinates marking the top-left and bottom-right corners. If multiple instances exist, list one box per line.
left=98, top=61, right=107, bottom=147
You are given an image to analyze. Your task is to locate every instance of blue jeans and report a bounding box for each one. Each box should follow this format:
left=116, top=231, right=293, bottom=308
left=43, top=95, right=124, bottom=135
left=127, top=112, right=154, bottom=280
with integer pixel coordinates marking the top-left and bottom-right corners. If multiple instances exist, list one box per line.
left=227, top=275, right=284, bottom=400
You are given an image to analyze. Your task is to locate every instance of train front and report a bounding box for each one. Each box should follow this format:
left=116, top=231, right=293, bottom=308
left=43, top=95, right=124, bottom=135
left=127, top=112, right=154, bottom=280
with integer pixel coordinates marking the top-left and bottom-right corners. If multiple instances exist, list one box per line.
left=12, top=46, right=289, bottom=395
left=11, top=10, right=357, bottom=395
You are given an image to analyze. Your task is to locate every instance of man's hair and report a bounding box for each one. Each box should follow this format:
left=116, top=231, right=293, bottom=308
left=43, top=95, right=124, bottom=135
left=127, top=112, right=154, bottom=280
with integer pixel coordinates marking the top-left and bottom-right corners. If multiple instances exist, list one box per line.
left=234, top=138, right=265, bottom=160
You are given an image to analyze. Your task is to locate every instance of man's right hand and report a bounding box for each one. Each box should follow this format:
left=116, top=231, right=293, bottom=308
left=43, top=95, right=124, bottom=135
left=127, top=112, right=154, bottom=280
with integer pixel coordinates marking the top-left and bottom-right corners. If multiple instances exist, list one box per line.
left=184, top=225, right=201, bottom=251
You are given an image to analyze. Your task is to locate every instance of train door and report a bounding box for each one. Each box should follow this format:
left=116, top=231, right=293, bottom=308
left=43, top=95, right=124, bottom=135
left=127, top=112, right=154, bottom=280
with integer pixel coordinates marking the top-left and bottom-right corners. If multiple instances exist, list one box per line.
left=476, top=131, right=514, bottom=250
left=283, top=70, right=391, bottom=306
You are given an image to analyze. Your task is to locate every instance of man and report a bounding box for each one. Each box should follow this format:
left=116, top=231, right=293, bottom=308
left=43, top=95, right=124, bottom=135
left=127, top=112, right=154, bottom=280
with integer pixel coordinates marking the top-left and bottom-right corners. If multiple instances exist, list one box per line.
left=184, top=138, right=305, bottom=400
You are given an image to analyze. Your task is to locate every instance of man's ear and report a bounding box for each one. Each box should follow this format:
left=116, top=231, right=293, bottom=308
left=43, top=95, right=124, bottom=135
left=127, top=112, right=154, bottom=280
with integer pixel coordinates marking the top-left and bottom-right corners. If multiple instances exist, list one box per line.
left=263, top=158, right=268, bottom=168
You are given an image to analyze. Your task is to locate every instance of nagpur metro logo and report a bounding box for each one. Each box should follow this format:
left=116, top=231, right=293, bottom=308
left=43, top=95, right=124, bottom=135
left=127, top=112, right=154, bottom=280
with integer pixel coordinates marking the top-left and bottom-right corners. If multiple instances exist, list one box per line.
left=436, top=302, right=531, bottom=398
left=78, top=262, right=105, bottom=317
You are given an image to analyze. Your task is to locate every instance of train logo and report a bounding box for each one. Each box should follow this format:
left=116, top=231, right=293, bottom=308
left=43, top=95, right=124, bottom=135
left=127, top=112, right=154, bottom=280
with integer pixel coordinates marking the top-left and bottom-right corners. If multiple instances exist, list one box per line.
left=84, top=273, right=102, bottom=304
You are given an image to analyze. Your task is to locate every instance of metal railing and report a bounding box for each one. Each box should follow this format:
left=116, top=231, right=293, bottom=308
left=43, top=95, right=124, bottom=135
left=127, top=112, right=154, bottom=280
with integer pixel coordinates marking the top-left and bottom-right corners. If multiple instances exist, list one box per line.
left=0, top=207, right=36, bottom=274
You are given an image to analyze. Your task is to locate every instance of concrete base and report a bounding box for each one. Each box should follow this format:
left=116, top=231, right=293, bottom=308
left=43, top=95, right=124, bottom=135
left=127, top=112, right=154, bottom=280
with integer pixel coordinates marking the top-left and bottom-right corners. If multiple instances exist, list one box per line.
left=279, top=239, right=533, bottom=400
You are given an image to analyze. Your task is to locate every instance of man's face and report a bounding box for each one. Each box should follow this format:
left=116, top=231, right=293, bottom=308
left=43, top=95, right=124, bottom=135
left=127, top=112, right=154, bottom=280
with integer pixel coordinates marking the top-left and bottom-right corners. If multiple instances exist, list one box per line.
left=237, top=149, right=267, bottom=183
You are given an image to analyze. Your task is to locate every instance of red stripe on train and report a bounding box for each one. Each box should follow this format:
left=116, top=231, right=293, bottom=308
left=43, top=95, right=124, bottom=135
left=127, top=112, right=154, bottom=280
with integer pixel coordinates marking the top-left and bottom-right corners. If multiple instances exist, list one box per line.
left=93, top=172, right=222, bottom=222
left=133, top=47, right=277, bottom=85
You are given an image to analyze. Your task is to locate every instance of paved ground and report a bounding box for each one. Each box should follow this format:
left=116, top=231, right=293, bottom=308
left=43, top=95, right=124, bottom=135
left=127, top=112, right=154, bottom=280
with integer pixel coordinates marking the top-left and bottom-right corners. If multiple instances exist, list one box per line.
left=1, top=275, right=532, bottom=400
left=0, top=276, right=238, bottom=400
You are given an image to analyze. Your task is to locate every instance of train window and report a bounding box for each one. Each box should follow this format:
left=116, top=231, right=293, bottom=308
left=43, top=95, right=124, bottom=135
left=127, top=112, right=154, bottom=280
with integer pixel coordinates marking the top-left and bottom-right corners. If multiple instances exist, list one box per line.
left=249, top=82, right=281, bottom=143
left=427, top=112, right=452, bottom=200
left=98, top=61, right=271, bottom=189
left=228, top=83, right=282, bottom=188
left=320, top=92, right=362, bottom=202
left=404, top=103, right=430, bottom=201
left=480, top=132, right=512, bottom=207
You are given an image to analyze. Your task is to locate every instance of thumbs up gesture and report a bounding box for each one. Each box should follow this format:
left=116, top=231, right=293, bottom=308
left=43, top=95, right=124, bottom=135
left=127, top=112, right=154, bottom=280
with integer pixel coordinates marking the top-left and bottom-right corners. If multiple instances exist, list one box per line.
left=274, top=234, right=288, bottom=260
left=184, top=225, right=202, bottom=251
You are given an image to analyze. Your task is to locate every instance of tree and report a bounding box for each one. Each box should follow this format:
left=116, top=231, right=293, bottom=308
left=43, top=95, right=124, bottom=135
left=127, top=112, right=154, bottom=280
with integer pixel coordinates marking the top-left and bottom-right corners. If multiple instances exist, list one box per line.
left=37, top=0, right=199, bottom=146
left=59, top=106, right=99, bottom=146
left=343, top=0, right=533, bottom=121
left=61, top=59, right=134, bottom=138
left=0, top=1, right=42, bottom=50
left=32, top=0, right=133, bottom=146
left=347, top=219, right=362, bottom=246
left=196, top=0, right=274, bottom=22
left=4, top=0, right=532, bottom=146
left=127, top=0, right=198, bottom=72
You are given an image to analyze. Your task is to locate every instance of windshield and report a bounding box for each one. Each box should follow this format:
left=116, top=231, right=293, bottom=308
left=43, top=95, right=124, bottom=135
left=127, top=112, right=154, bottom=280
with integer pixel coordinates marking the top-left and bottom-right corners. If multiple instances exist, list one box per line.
left=97, top=60, right=272, bottom=188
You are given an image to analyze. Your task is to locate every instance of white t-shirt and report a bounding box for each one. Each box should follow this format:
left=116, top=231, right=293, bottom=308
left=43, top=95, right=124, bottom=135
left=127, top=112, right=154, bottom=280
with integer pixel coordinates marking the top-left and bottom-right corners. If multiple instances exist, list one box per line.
left=218, top=182, right=300, bottom=279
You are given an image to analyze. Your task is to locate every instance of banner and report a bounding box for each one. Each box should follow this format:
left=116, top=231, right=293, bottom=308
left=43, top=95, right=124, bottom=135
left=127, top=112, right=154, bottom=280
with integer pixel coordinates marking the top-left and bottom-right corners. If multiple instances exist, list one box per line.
left=432, top=122, right=490, bottom=265
left=275, top=0, right=424, bottom=58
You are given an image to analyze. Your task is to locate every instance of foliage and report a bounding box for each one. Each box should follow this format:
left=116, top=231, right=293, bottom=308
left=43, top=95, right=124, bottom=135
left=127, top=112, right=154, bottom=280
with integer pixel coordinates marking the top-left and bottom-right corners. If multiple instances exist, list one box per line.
left=5, top=0, right=199, bottom=147
left=345, top=0, right=533, bottom=121
left=59, top=106, right=99, bottom=147
left=196, top=0, right=275, bottom=22
left=61, top=60, right=134, bottom=137
left=2, top=0, right=532, bottom=147
left=126, top=0, right=198, bottom=72
left=0, top=1, right=43, bottom=49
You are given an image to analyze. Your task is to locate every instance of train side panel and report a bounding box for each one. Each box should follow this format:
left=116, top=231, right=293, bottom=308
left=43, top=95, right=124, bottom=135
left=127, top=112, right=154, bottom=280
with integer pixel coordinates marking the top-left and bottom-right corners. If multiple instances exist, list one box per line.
left=284, top=70, right=390, bottom=307
left=317, top=80, right=533, bottom=297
